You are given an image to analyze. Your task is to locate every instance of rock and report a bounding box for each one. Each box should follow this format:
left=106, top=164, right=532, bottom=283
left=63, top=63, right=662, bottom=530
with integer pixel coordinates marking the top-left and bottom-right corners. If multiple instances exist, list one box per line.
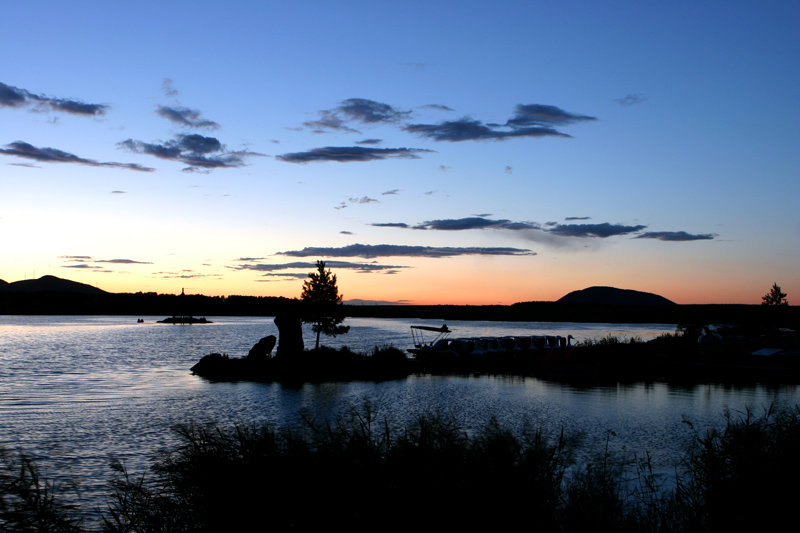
left=191, top=353, right=226, bottom=374
left=247, top=335, right=277, bottom=359
left=274, top=312, right=304, bottom=356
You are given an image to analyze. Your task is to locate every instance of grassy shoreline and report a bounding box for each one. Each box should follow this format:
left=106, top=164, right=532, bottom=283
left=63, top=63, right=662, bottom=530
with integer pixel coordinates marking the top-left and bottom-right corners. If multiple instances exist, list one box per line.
left=190, top=331, right=800, bottom=385
left=3, top=403, right=799, bottom=531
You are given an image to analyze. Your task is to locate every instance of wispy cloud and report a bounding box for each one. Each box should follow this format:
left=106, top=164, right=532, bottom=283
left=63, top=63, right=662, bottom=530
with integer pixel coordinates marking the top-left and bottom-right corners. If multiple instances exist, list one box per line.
left=0, top=81, right=108, bottom=116
left=613, top=94, right=647, bottom=106
left=370, top=222, right=409, bottom=228
left=59, top=256, right=152, bottom=269
left=413, top=217, right=539, bottom=231
left=96, top=258, right=153, bottom=264
left=118, top=134, right=263, bottom=172
left=403, top=104, right=595, bottom=142
left=152, top=270, right=219, bottom=279
left=277, top=243, right=535, bottom=258
left=420, top=104, right=454, bottom=112
left=156, top=105, right=219, bottom=129
left=404, top=118, right=568, bottom=142
left=255, top=273, right=310, bottom=281
left=304, top=111, right=360, bottom=133
left=1, top=141, right=153, bottom=172
left=399, top=217, right=646, bottom=238
left=230, top=259, right=407, bottom=274
left=371, top=216, right=716, bottom=244
left=337, top=98, right=411, bottom=124
left=634, top=231, right=716, bottom=241
left=62, top=264, right=113, bottom=271
left=277, top=146, right=433, bottom=163
left=355, top=138, right=382, bottom=145
left=304, top=98, right=411, bottom=132
left=504, top=104, right=597, bottom=128
left=382, top=189, right=400, bottom=195
left=348, top=196, right=378, bottom=204
left=345, top=298, right=410, bottom=304
left=546, top=222, right=646, bottom=238
left=161, top=78, right=179, bottom=97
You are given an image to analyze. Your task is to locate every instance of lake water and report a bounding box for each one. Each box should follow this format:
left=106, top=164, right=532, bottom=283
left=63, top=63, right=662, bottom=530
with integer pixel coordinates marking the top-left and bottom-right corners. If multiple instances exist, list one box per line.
left=1, top=315, right=798, bottom=526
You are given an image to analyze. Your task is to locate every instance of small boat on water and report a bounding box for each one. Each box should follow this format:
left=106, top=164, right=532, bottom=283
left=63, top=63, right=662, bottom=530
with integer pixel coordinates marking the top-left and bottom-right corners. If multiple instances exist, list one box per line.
left=408, top=325, right=574, bottom=357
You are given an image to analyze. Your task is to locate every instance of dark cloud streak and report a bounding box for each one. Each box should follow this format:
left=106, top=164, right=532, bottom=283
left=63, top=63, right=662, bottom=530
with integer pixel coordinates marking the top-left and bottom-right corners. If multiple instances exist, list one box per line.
left=538, top=222, right=647, bottom=238
left=278, top=243, right=535, bottom=258
left=404, top=104, right=595, bottom=142
left=118, top=134, right=263, bottom=172
left=303, top=98, right=411, bottom=132
left=634, top=231, right=716, bottom=241
left=1, top=141, right=153, bottom=172
left=370, top=222, right=409, bottom=228
left=230, top=260, right=407, bottom=274
left=0, top=82, right=107, bottom=116
left=414, top=217, right=539, bottom=231
left=96, top=259, right=153, bottom=264
left=505, top=104, right=597, bottom=128
left=277, top=146, right=433, bottom=164
left=404, top=118, right=569, bottom=142
left=156, top=105, right=219, bottom=129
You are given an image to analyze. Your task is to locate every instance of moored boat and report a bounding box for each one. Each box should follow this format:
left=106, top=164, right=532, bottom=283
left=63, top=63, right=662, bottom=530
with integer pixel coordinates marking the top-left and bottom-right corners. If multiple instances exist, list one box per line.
left=408, top=324, right=574, bottom=357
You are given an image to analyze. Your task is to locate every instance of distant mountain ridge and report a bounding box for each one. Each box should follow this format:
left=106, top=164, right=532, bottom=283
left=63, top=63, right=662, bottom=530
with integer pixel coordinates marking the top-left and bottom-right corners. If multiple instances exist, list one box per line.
left=557, top=286, right=676, bottom=306
left=0, top=275, right=106, bottom=294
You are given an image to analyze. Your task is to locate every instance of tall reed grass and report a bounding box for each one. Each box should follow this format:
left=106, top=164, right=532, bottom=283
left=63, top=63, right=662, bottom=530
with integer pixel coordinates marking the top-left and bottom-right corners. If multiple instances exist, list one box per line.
left=3, top=403, right=799, bottom=531
left=0, top=446, right=82, bottom=532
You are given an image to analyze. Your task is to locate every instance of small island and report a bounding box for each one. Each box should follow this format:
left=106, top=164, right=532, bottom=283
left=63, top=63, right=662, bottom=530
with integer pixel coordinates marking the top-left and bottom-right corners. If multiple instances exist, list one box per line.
left=190, top=270, right=800, bottom=385
left=157, top=316, right=213, bottom=324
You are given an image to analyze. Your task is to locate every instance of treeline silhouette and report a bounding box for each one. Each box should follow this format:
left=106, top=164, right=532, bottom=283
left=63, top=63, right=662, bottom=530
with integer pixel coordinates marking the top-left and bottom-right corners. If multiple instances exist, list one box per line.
left=346, top=301, right=798, bottom=327
left=0, top=291, right=294, bottom=317
left=1, top=289, right=798, bottom=327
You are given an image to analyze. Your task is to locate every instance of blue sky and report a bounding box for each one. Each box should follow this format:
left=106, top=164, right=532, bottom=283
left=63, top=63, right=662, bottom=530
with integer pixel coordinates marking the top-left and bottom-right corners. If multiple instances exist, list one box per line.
left=1, top=1, right=798, bottom=304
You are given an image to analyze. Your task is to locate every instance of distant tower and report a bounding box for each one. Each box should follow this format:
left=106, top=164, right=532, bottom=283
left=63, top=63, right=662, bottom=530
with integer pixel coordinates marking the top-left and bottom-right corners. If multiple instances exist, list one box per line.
left=181, top=288, right=185, bottom=296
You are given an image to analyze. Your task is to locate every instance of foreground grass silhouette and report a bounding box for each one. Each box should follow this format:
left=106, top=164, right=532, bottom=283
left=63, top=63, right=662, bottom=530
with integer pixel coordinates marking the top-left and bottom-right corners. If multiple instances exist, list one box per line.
left=3, top=404, right=799, bottom=531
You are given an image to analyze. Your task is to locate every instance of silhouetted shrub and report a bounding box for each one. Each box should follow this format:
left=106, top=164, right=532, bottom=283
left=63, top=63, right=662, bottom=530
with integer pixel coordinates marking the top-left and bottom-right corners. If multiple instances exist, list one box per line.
left=0, top=446, right=82, bottom=532
left=5, top=403, right=799, bottom=531
left=669, top=404, right=800, bottom=531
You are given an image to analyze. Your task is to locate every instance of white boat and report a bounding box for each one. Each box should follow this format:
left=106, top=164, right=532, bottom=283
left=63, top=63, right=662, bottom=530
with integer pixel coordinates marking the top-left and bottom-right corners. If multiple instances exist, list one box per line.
left=408, top=325, right=574, bottom=356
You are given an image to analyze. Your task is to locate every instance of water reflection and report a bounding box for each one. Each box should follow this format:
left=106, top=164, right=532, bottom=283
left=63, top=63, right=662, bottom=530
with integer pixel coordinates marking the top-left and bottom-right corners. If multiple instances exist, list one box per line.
left=0, top=315, right=798, bottom=519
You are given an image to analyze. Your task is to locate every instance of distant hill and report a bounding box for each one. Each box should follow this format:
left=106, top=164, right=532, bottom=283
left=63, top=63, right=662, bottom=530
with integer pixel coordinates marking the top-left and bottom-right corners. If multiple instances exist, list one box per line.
left=0, top=275, right=106, bottom=295
left=557, top=286, right=676, bottom=306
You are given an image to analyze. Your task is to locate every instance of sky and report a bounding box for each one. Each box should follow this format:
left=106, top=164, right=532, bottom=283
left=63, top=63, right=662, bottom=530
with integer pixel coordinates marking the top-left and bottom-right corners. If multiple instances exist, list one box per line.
left=1, top=1, right=798, bottom=305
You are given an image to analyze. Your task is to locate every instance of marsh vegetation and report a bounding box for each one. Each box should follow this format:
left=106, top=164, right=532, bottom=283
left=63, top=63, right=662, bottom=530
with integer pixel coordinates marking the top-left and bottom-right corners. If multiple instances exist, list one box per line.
left=2, top=403, right=798, bottom=532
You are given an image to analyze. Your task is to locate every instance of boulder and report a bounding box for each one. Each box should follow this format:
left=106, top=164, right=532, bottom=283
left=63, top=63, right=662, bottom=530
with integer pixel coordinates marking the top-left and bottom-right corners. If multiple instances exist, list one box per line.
left=274, top=312, right=304, bottom=356
left=247, top=335, right=277, bottom=359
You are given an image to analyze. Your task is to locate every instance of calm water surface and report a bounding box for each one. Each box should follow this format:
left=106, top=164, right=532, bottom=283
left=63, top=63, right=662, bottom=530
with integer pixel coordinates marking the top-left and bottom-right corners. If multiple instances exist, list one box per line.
left=1, top=315, right=798, bottom=524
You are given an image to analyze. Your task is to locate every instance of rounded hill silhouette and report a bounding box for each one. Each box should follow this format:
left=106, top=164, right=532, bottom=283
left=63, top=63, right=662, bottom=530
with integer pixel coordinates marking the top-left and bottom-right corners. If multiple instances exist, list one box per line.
left=557, top=286, right=675, bottom=306
left=0, top=275, right=106, bottom=295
